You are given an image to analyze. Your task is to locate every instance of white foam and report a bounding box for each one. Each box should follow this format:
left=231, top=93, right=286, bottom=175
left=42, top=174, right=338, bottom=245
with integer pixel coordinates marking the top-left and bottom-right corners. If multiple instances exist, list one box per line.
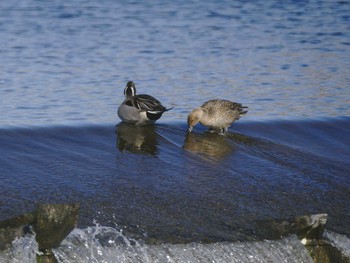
left=0, top=234, right=38, bottom=263
left=53, top=226, right=313, bottom=263
left=2, top=226, right=349, bottom=263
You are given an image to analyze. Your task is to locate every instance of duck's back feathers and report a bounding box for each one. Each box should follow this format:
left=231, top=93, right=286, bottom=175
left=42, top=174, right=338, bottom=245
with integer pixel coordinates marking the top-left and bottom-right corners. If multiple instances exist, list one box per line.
left=134, top=94, right=167, bottom=112
left=202, top=99, right=248, bottom=117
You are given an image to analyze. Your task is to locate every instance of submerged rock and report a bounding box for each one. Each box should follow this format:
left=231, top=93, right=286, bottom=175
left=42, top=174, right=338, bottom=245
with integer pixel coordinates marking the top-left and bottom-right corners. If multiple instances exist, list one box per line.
left=295, top=214, right=328, bottom=241
left=257, top=214, right=328, bottom=240
left=34, top=203, right=79, bottom=250
left=261, top=214, right=350, bottom=263
left=0, top=211, right=35, bottom=251
left=0, top=203, right=79, bottom=251
left=305, top=239, right=350, bottom=263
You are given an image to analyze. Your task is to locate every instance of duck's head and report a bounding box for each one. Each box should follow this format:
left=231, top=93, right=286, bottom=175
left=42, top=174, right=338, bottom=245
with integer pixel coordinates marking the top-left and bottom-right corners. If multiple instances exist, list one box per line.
left=187, top=108, right=203, bottom=133
left=124, top=81, right=136, bottom=97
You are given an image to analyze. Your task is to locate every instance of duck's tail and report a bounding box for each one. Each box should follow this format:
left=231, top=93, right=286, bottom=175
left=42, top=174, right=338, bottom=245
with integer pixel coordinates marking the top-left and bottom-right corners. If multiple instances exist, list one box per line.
left=165, top=106, right=174, bottom=112
left=240, top=106, right=248, bottom=115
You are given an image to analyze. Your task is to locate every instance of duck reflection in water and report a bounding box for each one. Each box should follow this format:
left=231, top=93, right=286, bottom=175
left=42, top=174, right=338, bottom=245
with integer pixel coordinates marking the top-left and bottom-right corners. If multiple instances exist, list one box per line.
left=115, top=122, right=159, bottom=155
left=183, top=131, right=235, bottom=161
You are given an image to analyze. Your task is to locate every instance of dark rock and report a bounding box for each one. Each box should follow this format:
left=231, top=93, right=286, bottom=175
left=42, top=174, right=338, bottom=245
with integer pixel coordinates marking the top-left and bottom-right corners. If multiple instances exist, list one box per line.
left=0, top=203, right=79, bottom=251
left=34, top=203, right=79, bottom=250
left=305, top=239, right=350, bottom=263
left=294, top=214, right=328, bottom=241
left=257, top=213, right=328, bottom=240
left=36, top=248, right=58, bottom=263
left=0, top=212, right=35, bottom=250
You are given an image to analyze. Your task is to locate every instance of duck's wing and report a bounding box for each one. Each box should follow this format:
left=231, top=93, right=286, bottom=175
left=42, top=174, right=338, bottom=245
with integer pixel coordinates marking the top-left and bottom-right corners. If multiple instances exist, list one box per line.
left=134, top=94, right=169, bottom=112
left=203, top=100, right=248, bottom=116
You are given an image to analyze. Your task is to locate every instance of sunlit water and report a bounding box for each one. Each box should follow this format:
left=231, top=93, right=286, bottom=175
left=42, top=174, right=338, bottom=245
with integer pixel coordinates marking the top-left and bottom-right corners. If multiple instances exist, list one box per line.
left=1, top=0, right=350, bottom=262
left=1, top=0, right=350, bottom=126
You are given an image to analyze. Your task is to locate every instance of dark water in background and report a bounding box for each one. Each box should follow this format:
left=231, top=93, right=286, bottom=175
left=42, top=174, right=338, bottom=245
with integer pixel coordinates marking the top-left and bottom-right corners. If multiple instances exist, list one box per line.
left=1, top=0, right=350, bottom=262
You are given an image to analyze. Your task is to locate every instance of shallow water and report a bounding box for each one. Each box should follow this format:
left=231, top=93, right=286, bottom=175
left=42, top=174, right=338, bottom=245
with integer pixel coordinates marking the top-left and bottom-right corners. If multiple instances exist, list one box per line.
left=1, top=119, right=349, bottom=244
left=1, top=0, right=350, bottom=262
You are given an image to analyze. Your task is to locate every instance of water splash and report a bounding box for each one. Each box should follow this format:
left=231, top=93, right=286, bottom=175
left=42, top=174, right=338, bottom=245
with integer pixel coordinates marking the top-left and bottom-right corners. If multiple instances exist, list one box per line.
left=53, top=226, right=313, bottom=263
left=0, top=234, right=38, bottom=263
left=1, top=225, right=349, bottom=262
left=54, top=225, right=148, bottom=263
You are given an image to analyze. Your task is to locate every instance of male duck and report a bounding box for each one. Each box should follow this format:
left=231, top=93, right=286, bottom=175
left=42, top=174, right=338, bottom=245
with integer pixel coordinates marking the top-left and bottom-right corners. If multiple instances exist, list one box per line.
left=187, top=99, right=248, bottom=134
left=118, top=81, right=172, bottom=125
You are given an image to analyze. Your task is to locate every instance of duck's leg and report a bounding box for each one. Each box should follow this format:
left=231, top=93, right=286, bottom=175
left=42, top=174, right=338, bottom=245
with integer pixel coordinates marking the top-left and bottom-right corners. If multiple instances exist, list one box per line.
left=218, top=127, right=228, bottom=135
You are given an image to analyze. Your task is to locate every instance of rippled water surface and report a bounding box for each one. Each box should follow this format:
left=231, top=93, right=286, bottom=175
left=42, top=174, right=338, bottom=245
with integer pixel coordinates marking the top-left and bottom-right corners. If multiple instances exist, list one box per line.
left=1, top=0, right=350, bottom=126
left=1, top=0, right=350, bottom=262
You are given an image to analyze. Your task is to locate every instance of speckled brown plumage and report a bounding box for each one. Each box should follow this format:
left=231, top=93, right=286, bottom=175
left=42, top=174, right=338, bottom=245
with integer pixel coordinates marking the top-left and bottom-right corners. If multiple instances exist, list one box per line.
left=187, top=99, right=248, bottom=133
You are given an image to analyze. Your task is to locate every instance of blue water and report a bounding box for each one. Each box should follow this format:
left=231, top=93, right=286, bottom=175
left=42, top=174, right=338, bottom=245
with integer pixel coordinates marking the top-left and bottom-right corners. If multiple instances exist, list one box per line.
left=1, top=0, right=350, bottom=262
left=1, top=0, right=350, bottom=126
